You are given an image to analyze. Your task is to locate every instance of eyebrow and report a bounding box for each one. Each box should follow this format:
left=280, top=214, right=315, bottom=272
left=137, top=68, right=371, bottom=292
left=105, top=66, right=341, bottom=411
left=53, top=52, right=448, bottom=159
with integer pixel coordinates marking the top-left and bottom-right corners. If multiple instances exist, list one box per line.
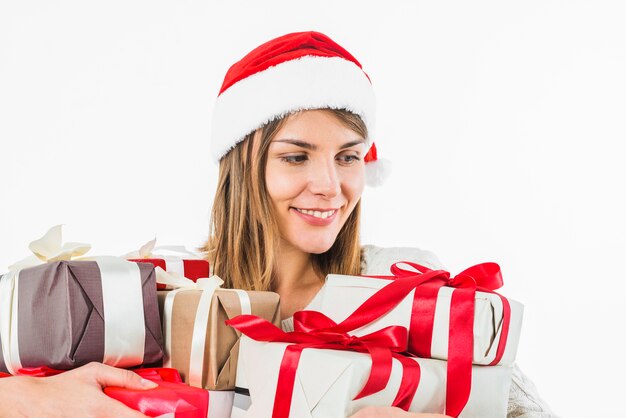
left=272, top=138, right=366, bottom=151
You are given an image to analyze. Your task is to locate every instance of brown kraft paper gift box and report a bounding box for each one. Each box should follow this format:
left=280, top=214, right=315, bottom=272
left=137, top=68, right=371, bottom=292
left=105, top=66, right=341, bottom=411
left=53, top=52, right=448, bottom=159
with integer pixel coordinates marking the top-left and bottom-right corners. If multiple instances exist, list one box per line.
left=157, top=288, right=280, bottom=390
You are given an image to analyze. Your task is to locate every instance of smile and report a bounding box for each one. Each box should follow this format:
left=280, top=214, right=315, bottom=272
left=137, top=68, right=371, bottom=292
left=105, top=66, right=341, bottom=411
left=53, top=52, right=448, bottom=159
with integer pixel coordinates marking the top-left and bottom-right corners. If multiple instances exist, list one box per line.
left=293, top=208, right=337, bottom=219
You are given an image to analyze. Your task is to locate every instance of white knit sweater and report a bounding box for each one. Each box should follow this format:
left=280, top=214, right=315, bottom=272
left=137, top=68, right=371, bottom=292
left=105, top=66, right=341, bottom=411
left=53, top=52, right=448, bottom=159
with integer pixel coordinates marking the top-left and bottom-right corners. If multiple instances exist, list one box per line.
left=282, top=245, right=558, bottom=418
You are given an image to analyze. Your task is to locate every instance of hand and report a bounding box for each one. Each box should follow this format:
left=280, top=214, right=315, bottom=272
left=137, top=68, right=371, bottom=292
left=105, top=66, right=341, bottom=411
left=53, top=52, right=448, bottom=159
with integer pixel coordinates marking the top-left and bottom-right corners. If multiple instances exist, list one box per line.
left=0, top=362, right=158, bottom=418
left=350, top=406, right=452, bottom=418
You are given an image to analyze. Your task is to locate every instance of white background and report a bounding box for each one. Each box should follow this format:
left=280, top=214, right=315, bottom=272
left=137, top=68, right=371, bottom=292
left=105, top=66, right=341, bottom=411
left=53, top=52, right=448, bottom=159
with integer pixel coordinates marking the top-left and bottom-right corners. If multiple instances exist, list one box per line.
left=1, top=1, right=624, bottom=417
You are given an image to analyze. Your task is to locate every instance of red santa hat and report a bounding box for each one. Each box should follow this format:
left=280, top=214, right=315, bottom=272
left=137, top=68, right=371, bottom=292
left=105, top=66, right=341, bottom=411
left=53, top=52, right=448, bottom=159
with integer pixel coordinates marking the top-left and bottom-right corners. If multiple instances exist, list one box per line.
left=210, top=31, right=390, bottom=186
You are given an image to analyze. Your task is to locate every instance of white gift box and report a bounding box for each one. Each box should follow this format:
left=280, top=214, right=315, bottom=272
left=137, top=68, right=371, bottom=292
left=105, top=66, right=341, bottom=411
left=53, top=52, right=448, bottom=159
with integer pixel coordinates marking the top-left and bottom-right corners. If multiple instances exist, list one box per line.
left=231, top=336, right=512, bottom=418
left=305, top=274, right=524, bottom=366
left=208, top=390, right=234, bottom=418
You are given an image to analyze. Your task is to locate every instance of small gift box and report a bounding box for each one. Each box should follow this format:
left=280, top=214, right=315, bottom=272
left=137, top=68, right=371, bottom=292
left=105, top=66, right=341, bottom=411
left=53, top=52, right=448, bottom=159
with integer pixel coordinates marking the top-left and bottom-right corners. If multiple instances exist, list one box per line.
left=156, top=269, right=280, bottom=391
left=230, top=332, right=512, bottom=418
left=0, top=226, right=164, bottom=374
left=306, top=261, right=524, bottom=366
left=125, top=238, right=210, bottom=290
left=106, top=368, right=209, bottom=418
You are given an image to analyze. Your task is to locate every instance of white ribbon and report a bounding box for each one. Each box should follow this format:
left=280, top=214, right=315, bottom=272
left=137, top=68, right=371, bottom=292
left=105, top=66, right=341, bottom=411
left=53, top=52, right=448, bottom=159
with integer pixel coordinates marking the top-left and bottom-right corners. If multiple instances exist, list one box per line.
left=123, top=238, right=204, bottom=285
left=165, top=259, right=185, bottom=277
left=156, top=268, right=252, bottom=388
left=188, top=277, right=223, bottom=387
left=230, top=289, right=252, bottom=315
left=0, top=270, right=22, bottom=375
left=0, top=226, right=146, bottom=373
left=8, top=225, right=91, bottom=271
left=97, top=256, right=146, bottom=367
left=224, top=289, right=252, bottom=340
left=156, top=267, right=223, bottom=386
left=123, top=238, right=202, bottom=260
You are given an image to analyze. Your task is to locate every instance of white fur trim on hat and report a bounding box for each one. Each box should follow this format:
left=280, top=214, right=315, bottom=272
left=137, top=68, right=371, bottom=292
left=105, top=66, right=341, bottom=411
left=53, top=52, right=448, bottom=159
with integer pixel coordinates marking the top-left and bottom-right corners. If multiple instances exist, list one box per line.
left=210, top=55, right=376, bottom=162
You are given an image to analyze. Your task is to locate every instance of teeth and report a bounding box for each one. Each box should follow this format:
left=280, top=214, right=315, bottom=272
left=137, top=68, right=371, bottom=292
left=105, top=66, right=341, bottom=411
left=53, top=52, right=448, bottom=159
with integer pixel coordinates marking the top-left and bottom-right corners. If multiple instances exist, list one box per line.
left=296, top=208, right=336, bottom=219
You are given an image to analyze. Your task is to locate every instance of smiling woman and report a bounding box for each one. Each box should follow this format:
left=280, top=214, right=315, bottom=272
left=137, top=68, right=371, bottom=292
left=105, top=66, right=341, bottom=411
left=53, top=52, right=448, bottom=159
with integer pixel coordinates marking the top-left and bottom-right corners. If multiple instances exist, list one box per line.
left=199, top=31, right=556, bottom=418
left=0, top=30, right=556, bottom=418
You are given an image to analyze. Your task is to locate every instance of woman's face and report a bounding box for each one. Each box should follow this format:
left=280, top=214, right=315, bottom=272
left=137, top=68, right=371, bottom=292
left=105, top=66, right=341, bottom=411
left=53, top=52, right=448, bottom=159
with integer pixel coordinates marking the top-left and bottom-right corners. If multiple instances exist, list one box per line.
left=265, top=109, right=366, bottom=255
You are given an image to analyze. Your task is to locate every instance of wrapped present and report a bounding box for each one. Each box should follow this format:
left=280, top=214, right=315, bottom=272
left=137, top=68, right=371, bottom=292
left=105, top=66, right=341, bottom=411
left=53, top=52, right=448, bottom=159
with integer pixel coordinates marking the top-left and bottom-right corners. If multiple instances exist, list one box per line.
left=125, top=238, right=210, bottom=290
left=105, top=368, right=209, bottom=418
left=298, top=261, right=522, bottom=416
left=156, top=268, right=280, bottom=390
left=0, top=226, right=164, bottom=374
left=228, top=315, right=512, bottom=418
left=306, top=262, right=524, bottom=366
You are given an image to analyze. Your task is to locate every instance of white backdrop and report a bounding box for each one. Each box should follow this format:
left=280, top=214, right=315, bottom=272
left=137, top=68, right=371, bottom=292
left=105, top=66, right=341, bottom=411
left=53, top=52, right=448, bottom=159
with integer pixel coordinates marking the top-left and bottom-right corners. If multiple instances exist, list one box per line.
left=1, top=1, right=624, bottom=417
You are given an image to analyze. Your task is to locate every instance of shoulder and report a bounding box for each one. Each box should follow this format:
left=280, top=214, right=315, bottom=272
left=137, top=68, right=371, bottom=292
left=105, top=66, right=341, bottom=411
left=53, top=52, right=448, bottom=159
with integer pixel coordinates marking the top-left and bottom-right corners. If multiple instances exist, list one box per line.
left=360, top=244, right=444, bottom=275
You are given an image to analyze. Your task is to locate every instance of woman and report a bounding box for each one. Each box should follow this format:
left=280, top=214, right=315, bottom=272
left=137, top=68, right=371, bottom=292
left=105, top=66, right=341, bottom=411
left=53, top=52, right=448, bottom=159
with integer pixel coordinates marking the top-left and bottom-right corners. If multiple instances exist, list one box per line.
left=202, top=31, right=556, bottom=418
left=0, top=31, right=554, bottom=418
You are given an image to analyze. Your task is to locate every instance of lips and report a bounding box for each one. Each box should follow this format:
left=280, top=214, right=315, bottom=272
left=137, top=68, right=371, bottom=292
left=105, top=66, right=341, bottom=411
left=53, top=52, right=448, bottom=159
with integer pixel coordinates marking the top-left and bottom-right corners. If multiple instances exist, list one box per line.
left=290, top=207, right=339, bottom=226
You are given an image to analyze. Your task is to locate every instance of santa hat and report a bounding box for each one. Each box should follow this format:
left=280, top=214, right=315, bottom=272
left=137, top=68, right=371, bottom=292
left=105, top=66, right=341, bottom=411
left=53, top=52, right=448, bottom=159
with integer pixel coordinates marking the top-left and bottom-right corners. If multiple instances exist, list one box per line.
left=210, top=31, right=390, bottom=187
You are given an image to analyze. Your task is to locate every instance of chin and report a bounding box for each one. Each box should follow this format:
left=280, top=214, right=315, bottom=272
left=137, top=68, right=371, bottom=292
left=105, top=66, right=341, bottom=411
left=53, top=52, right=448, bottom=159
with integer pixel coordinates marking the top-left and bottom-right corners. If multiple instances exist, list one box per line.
left=307, top=246, right=334, bottom=255
left=293, top=236, right=337, bottom=255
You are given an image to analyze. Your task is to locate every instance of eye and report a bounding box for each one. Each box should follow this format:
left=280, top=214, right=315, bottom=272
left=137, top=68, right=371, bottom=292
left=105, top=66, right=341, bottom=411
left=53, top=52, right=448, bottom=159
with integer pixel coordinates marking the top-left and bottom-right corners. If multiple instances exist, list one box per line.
left=280, top=154, right=308, bottom=165
left=336, top=154, right=361, bottom=165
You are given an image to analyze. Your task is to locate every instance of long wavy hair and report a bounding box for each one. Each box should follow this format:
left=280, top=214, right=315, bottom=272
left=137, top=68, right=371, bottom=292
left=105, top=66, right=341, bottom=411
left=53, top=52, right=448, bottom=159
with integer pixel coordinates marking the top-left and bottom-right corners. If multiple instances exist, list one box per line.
left=202, top=108, right=366, bottom=291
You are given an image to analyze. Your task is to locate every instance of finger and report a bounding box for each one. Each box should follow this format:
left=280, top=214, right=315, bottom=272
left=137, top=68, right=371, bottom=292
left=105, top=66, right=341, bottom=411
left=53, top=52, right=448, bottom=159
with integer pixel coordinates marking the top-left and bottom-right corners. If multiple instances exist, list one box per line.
left=87, top=363, right=158, bottom=390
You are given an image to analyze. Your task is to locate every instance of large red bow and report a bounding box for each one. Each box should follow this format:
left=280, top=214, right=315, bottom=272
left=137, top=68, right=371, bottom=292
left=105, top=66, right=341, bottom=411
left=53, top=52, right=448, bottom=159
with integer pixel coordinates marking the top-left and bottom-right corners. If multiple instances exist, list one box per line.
left=226, top=310, right=421, bottom=418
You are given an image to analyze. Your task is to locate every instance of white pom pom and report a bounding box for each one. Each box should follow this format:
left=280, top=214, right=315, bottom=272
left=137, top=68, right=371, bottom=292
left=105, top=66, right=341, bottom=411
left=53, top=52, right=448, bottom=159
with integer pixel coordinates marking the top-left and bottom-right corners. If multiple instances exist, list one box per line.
left=365, top=158, right=392, bottom=187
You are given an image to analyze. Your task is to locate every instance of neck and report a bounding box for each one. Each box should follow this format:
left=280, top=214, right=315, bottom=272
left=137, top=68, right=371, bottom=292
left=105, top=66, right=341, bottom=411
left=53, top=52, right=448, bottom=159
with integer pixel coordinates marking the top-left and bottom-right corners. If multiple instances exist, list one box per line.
left=274, top=241, right=324, bottom=320
left=274, top=241, right=318, bottom=292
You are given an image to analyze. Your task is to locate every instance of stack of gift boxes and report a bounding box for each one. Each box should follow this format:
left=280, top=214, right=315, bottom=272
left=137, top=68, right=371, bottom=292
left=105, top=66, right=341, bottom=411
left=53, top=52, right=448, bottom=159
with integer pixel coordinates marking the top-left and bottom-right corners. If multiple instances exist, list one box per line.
left=0, top=227, right=524, bottom=418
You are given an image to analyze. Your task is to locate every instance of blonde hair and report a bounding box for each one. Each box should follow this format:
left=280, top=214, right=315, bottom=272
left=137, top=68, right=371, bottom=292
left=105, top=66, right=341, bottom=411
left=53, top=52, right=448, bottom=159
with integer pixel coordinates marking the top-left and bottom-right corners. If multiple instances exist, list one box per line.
left=202, top=109, right=366, bottom=291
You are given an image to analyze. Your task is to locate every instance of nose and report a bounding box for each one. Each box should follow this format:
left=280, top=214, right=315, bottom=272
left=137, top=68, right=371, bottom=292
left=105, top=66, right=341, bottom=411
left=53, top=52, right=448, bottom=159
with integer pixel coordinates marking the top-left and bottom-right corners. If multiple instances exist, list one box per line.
left=308, top=157, right=341, bottom=198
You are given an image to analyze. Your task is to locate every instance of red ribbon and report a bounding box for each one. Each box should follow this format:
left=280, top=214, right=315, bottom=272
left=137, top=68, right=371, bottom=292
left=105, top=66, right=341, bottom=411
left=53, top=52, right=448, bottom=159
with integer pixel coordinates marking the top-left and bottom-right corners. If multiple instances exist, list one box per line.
left=226, top=310, right=421, bottom=418
left=15, top=366, right=65, bottom=377
left=347, top=261, right=511, bottom=417
left=105, top=368, right=208, bottom=418
left=389, top=261, right=511, bottom=365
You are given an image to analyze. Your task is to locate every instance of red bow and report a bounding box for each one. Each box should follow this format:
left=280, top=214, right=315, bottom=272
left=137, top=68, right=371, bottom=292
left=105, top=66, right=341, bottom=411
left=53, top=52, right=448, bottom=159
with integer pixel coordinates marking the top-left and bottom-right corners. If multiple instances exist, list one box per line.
left=390, top=261, right=510, bottom=362
left=226, top=310, right=421, bottom=418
